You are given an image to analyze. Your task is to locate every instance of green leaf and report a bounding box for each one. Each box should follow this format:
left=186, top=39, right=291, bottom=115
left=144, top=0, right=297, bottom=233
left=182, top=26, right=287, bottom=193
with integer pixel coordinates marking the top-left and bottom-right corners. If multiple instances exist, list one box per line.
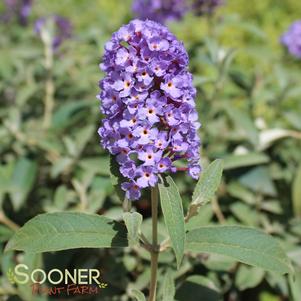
left=159, top=176, right=185, bottom=269
left=52, top=101, right=91, bottom=129
left=227, top=182, right=255, bottom=205
left=162, top=270, right=175, bottom=301
left=228, top=70, right=254, bottom=94
left=0, top=161, right=14, bottom=204
left=16, top=83, right=38, bottom=106
left=225, top=106, right=258, bottom=146
left=74, top=125, right=95, bottom=155
left=292, top=164, right=301, bottom=218
left=0, top=225, right=14, bottom=242
left=186, top=225, right=292, bottom=274
left=123, top=212, right=143, bottom=247
left=186, top=160, right=223, bottom=221
left=79, top=156, right=110, bottom=176
left=230, top=203, right=259, bottom=226
left=192, top=159, right=223, bottom=205
left=185, top=204, right=213, bottom=231
left=110, top=155, right=126, bottom=201
left=202, top=254, right=236, bottom=271
left=5, top=212, right=128, bottom=253
left=289, top=272, right=301, bottom=301
left=235, top=265, right=265, bottom=290
left=131, top=289, right=146, bottom=301
left=223, top=153, right=269, bottom=170
left=10, top=158, right=37, bottom=210
left=239, top=167, right=276, bottom=196
left=50, top=157, right=73, bottom=178
left=176, top=275, right=221, bottom=301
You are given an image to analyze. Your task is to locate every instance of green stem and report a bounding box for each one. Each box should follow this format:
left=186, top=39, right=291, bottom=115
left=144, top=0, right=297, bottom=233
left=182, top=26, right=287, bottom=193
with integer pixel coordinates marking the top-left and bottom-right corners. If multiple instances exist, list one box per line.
left=148, top=186, right=159, bottom=301
left=43, top=41, right=54, bottom=129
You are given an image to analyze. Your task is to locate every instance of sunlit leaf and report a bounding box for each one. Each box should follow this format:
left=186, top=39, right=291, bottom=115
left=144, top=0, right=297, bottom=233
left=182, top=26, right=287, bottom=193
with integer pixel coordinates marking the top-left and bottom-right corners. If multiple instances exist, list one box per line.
left=186, top=160, right=223, bottom=221
left=6, top=212, right=128, bottom=253
left=186, top=226, right=292, bottom=274
left=192, top=159, right=223, bottom=205
left=159, top=176, right=185, bottom=269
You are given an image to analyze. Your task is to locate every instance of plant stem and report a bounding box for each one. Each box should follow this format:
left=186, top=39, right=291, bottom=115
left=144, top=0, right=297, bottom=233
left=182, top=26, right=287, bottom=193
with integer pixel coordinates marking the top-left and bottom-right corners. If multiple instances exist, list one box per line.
left=148, top=185, right=159, bottom=301
left=43, top=40, right=54, bottom=129
left=0, top=211, right=19, bottom=231
left=140, top=233, right=152, bottom=250
left=212, top=197, right=225, bottom=223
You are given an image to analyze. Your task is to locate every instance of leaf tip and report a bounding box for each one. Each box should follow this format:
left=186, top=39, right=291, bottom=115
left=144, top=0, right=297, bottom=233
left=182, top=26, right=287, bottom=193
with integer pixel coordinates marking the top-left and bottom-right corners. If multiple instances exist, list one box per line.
left=4, top=239, right=15, bottom=253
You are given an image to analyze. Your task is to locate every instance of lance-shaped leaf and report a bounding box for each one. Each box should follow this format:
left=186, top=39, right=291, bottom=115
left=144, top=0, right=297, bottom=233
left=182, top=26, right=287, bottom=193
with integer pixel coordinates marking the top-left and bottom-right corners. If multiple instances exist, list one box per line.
left=186, top=225, right=293, bottom=274
left=192, top=159, right=223, bottom=205
left=159, top=176, right=185, bottom=269
left=6, top=212, right=128, bottom=253
left=186, top=159, right=223, bottom=221
left=123, top=212, right=143, bottom=247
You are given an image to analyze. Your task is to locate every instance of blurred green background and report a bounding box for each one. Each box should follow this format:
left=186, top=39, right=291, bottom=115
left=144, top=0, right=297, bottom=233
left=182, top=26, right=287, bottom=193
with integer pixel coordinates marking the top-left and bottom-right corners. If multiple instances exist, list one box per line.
left=0, top=0, right=301, bottom=300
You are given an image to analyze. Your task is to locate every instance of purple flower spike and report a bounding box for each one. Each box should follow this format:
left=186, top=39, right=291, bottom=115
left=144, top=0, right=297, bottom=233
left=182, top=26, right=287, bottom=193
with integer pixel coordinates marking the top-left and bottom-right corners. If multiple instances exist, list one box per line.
left=2, top=0, right=33, bottom=25
left=132, top=0, right=187, bottom=24
left=98, top=20, right=201, bottom=200
left=35, top=15, right=72, bottom=50
left=281, top=20, right=301, bottom=59
left=192, top=0, right=224, bottom=16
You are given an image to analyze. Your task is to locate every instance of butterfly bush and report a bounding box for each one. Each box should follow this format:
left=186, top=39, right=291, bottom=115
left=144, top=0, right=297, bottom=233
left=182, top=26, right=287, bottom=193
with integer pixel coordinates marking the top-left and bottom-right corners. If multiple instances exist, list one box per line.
left=35, top=15, right=72, bottom=50
left=2, top=0, right=32, bottom=25
left=281, top=20, right=301, bottom=59
left=98, top=20, right=201, bottom=200
left=192, top=0, right=224, bottom=16
left=132, top=0, right=187, bottom=24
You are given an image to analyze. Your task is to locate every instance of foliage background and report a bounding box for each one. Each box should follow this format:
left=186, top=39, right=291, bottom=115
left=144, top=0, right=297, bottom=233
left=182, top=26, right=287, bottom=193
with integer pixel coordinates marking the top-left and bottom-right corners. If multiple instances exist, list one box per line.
left=0, top=0, right=301, bottom=300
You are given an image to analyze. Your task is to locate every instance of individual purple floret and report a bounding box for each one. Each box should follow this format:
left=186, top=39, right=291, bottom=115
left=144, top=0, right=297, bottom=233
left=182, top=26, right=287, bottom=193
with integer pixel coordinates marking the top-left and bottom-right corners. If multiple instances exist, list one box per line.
left=2, top=0, right=33, bottom=25
left=281, top=20, right=301, bottom=59
left=98, top=20, right=201, bottom=200
left=34, top=15, right=72, bottom=50
left=192, top=0, right=224, bottom=16
left=132, top=0, right=187, bottom=24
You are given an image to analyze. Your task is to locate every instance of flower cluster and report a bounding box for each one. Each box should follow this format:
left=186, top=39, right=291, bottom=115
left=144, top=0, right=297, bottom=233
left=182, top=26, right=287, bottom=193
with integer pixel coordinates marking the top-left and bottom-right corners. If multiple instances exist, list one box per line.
left=98, top=20, right=201, bottom=200
left=35, top=15, right=72, bottom=50
left=281, top=20, right=301, bottom=59
left=2, top=0, right=32, bottom=25
left=132, top=0, right=187, bottom=24
left=192, top=0, right=224, bottom=16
